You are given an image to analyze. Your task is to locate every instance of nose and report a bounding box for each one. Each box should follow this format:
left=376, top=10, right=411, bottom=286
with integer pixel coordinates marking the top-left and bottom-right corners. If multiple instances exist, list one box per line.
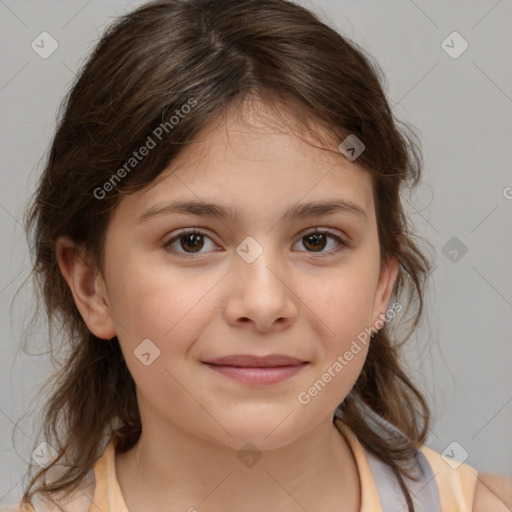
left=223, top=244, right=298, bottom=333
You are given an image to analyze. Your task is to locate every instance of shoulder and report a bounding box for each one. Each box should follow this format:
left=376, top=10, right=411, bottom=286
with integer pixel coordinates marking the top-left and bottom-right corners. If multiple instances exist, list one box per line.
left=420, top=445, right=512, bottom=511
left=419, top=444, right=478, bottom=508
left=472, top=473, right=512, bottom=511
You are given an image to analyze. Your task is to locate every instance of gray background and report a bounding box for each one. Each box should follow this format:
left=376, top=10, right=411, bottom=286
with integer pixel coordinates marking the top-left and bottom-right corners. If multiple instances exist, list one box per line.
left=1, top=0, right=511, bottom=505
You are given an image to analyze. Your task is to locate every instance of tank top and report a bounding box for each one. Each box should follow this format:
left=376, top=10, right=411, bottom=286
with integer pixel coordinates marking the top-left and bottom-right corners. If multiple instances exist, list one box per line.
left=14, top=416, right=478, bottom=512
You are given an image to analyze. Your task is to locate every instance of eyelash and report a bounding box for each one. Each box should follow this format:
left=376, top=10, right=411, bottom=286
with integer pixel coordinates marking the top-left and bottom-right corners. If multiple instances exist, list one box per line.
left=163, top=228, right=348, bottom=259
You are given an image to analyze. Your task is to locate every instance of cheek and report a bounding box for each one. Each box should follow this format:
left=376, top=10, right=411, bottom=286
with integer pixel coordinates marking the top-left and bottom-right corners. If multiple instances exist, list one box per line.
left=310, top=261, right=379, bottom=337
left=106, top=249, right=198, bottom=335
left=104, top=258, right=205, bottom=400
left=298, top=270, right=376, bottom=412
left=305, top=258, right=378, bottom=394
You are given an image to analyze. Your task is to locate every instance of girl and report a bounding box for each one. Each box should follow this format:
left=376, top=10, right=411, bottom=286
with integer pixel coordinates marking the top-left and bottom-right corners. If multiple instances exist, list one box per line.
left=11, top=0, right=511, bottom=510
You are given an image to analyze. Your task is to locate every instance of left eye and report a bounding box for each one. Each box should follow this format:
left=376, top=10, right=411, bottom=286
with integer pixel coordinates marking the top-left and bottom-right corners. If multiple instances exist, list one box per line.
left=163, top=228, right=346, bottom=257
left=295, top=229, right=346, bottom=253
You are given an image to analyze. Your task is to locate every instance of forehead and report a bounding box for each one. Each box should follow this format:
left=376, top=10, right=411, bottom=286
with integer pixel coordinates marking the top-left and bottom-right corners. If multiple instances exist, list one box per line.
left=112, top=99, right=375, bottom=227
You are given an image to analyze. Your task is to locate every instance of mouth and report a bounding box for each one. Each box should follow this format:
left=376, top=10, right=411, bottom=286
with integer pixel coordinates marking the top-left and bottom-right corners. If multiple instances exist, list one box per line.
left=202, top=354, right=309, bottom=386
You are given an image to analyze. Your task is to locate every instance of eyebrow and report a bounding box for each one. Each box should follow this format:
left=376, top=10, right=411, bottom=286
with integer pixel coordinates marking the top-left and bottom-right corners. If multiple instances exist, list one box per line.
left=137, top=198, right=368, bottom=225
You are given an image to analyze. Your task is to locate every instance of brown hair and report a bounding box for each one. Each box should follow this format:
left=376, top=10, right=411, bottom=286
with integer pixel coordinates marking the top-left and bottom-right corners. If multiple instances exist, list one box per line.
left=19, top=0, right=433, bottom=510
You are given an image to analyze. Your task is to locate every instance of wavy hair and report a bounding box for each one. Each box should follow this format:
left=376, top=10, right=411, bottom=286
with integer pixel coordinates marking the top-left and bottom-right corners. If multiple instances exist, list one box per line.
left=19, top=1, right=433, bottom=510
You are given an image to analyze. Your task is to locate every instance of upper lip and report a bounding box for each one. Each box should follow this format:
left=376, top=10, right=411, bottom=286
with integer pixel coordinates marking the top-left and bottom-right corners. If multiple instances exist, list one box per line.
left=202, top=354, right=308, bottom=367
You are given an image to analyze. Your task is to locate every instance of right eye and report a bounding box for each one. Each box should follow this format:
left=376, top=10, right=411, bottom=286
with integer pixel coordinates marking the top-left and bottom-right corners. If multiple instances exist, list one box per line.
left=163, top=229, right=220, bottom=258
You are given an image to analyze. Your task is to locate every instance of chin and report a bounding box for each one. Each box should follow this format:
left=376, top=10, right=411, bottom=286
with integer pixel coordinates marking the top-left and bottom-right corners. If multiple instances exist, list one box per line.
left=204, top=409, right=306, bottom=451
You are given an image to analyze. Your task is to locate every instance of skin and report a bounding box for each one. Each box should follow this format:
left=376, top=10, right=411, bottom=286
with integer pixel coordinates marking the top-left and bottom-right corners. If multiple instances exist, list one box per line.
left=56, top=97, right=402, bottom=512
left=473, top=474, right=512, bottom=511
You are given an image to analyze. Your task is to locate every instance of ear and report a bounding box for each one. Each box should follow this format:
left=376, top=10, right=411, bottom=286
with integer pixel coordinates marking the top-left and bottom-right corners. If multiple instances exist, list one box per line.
left=56, top=235, right=116, bottom=340
left=371, top=256, right=400, bottom=329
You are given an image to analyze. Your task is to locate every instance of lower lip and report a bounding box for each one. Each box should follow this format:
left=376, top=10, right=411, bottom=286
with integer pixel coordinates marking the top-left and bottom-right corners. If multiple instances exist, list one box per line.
left=203, top=363, right=308, bottom=385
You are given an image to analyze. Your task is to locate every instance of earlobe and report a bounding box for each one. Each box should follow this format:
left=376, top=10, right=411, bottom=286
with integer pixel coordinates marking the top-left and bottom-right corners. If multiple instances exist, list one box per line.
left=371, top=257, right=400, bottom=329
left=56, top=235, right=116, bottom=340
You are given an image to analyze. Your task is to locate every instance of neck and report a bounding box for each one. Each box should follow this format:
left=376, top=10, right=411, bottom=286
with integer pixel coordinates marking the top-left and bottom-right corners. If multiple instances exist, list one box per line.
left=115, top=413, right=360, bottom=512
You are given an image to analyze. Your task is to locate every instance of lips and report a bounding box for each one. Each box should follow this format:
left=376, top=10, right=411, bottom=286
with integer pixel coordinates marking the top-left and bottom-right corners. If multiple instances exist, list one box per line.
left=202, top=354, right=307, bottom=367
left=202, top=354, right=309, bottom=386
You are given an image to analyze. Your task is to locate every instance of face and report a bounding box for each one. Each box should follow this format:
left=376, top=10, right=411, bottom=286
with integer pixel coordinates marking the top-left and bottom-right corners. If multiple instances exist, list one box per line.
left=86, top=100, right=397, bottom=450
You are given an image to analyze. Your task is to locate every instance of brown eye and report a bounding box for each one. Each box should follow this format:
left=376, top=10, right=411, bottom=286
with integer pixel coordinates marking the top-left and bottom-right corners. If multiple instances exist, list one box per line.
left=164, top=230, right=217, bottom=256
left=302, top=233, right=328, bottom=252
left=179, top=232, right=204, bottom=253
left=294, top=229, right=346, bottom=255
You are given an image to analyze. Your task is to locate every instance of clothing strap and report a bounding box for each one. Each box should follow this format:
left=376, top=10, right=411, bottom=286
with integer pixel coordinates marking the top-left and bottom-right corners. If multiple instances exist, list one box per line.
left=335, top=404, right=442, bottom=512
left=363, top=445, right=441, bottom=512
